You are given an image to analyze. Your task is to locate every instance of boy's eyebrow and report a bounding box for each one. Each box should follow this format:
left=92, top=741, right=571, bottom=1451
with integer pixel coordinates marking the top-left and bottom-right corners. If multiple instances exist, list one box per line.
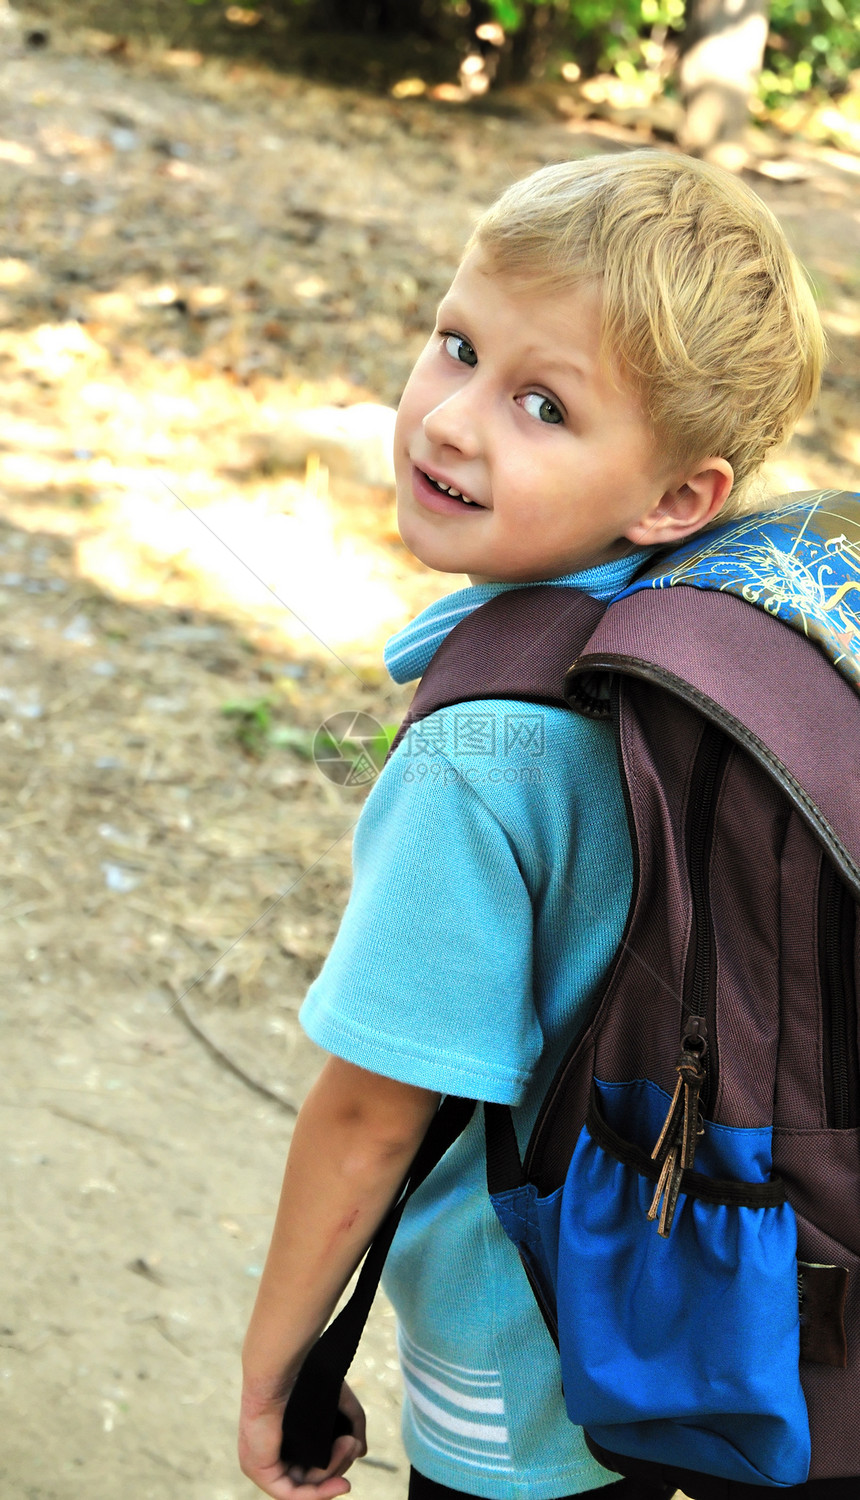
left=515, top=342, right=595, bottom=397
left=435, top=293, right=464, bottom=323
left=531, top=351, right=591, bottom=383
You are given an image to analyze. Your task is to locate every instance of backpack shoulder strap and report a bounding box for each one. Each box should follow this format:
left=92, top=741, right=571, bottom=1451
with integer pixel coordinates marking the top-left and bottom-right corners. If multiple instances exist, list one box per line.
left=388, top=583, right=607, bottom=757
left=567, top=493, right=860, bottom=896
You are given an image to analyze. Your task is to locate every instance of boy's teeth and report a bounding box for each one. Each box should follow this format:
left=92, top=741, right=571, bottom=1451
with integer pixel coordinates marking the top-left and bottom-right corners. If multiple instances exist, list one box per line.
left=427, top=473, right=477, bottom=504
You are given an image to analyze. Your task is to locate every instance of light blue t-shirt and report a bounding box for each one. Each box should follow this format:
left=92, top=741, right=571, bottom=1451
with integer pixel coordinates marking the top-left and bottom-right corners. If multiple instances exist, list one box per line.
left=301, top=553, right=649, bottom=1500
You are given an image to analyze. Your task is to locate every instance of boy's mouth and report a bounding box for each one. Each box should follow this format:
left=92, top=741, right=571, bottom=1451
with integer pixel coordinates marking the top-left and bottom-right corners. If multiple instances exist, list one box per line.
left=420, top=469, right=481, bottom=506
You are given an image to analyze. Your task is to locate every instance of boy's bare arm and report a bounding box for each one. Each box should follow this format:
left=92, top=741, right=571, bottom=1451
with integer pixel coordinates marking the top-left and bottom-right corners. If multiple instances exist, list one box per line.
left=240, top=1055, right=440, bottom=1499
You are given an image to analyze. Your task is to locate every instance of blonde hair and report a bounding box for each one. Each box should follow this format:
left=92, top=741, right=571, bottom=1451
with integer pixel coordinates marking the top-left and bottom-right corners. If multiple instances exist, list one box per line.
left=470, top=151, right=825, bottom=519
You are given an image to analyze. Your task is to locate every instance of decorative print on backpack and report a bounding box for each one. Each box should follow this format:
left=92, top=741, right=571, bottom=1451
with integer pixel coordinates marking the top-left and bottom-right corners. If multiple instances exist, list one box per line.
left=620, top=490, right=860, bottom=689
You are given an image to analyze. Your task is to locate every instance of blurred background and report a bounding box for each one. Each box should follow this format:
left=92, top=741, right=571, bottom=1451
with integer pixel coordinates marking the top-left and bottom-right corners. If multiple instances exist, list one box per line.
left=0, top=2, right=858, bottom=1497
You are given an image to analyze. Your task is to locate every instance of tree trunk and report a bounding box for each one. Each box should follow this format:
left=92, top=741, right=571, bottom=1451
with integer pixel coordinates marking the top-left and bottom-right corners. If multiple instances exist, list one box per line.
left=501, top=3, right=565, bottom=85
left=304, top=0, right=428, bottom=33
left=679, top=0, right=769, bottom=161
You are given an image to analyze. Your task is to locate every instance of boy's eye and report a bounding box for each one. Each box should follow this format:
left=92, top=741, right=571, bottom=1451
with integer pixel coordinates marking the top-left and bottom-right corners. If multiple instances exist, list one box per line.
left=443, top=333, right=477, bottom=367
left=521, top=392, right=564, bottom=425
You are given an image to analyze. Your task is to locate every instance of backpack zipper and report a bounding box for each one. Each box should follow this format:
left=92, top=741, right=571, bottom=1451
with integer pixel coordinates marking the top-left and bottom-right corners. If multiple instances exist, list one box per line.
left=647, top=723, right=731, bottom=1236
left=819, top=860, right=859, bottom=1129
left=683, top=723, right=732, bottom=1104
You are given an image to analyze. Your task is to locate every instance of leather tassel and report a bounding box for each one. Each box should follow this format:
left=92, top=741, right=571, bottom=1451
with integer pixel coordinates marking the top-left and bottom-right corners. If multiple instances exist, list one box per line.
left=648, top=1027, right=708, bottom=1238
left=647, top=1147, right=677, bottom=1223
left=650, top=1073, right=684, bottom=1162
left=658, top=1149, right=685, bottom=1238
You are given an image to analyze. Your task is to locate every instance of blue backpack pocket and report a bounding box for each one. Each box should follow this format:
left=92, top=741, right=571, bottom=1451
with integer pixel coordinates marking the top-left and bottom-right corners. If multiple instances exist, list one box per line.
left=490, top=1078, right=810, bottom=1488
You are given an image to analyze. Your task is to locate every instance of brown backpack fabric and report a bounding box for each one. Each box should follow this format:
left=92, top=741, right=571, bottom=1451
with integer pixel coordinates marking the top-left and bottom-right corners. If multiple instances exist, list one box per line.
left=393, top=498, right=860, bottom=1494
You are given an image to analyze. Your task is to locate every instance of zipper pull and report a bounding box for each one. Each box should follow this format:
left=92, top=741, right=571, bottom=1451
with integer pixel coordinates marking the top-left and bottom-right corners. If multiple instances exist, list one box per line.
left=647, top=1021, right=708, bottom=1238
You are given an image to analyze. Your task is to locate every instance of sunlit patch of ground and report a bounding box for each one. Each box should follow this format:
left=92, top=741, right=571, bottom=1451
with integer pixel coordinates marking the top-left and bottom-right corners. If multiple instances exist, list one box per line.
left=0, top=315, right=459, bottom=665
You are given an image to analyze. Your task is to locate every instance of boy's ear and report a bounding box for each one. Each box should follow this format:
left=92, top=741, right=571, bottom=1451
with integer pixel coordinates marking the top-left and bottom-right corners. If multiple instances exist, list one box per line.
left=624, top=459, right=734, bottom=548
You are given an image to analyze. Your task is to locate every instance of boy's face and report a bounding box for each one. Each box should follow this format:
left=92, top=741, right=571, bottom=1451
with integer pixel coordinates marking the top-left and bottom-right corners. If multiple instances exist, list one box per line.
left=394, top=249, right=677, bottom=584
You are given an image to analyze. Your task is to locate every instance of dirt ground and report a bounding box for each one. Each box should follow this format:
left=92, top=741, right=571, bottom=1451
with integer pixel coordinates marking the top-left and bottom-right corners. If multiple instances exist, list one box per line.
left=0, top=4, right=859, bottom=1497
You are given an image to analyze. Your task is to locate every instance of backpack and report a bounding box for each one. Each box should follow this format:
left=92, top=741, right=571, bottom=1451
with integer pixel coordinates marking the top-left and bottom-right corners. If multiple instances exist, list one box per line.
left=281, top=491, right=860, bottom=1499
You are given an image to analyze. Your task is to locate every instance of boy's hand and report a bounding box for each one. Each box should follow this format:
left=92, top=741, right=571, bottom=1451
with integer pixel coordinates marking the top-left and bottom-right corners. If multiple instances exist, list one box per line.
left=239, top=1380, right=367, bottom=1498
left=239, top=1059, right=438, bottom=1496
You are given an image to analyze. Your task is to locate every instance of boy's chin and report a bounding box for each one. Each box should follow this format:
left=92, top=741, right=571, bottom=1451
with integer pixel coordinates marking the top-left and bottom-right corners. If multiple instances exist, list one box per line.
left=400, top=542, right=472, bottom=580
left=395, top=521, right=473, bottom=578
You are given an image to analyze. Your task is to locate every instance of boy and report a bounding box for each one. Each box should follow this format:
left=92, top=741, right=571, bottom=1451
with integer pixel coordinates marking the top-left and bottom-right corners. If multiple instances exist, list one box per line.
left=238, top=151, right=824, bottom=1500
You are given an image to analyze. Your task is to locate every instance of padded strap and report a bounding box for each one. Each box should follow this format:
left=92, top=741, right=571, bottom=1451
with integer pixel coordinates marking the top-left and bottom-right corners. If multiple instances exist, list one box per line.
left=568, top=587, right=860, bottom=896
left=388, top=586, right=607, bottom=757
left=280, top=1095, right=475, bottom=1471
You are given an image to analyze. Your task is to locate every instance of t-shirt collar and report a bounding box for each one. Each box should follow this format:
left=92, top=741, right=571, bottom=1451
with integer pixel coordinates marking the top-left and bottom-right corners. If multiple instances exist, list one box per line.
left=384, top=551, right=655, bottom=685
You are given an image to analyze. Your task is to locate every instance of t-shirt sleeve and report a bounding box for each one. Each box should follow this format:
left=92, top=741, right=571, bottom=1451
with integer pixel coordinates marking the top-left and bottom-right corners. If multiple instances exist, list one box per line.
left=300, top=714, right=541, bottom=1104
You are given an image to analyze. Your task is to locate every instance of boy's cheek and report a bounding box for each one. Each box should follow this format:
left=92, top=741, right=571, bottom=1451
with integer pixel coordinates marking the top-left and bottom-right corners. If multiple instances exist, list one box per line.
left=391, top=427, right=414, bottom=499
left=397, top=346, right=444, bottom=431
left=393, top=387, right=418, bottom=457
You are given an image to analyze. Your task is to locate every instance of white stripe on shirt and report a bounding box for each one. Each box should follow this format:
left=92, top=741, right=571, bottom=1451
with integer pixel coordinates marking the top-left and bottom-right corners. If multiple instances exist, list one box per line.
left=399, top=1328, right=505, bottom=1384
left=403, top=1374, right=510, bottom=1444
left=400, top=1350, right=505, bottom=1415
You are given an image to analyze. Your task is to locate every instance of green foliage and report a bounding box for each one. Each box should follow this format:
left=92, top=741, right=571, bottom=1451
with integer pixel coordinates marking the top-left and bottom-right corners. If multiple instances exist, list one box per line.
left=221, top=696, right=276, bottom=757
left=221, top=697, right=322, bottom=760
left=763, top=0, right=860, bottom=103
left=570, top=0, right=682, bottom=82
left=586, top=0, right=684, bottom=75
left=483, top=0, right=681, bottom=82
left=268, top=723, right=319, bottom=757
left=485, top=0, right=523, bottom=29
left=220, top=696, right=396, bottom=766
left=485, top=0, right=682, bottom=38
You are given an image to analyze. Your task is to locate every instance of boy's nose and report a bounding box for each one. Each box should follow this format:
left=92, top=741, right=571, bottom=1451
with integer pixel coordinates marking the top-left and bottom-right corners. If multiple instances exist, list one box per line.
left=422, top=391, right=482, bottom=457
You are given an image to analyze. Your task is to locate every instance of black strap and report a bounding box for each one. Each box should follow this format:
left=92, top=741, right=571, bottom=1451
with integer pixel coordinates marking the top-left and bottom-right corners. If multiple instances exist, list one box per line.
left=484, top=1101, right=525, bottom=1195
left=280, top=1094, right=475, bottom=1471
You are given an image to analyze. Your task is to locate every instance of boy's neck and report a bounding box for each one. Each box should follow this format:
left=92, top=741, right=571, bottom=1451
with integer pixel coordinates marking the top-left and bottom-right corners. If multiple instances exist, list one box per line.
left=467, top=542, right=652, bottom=587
